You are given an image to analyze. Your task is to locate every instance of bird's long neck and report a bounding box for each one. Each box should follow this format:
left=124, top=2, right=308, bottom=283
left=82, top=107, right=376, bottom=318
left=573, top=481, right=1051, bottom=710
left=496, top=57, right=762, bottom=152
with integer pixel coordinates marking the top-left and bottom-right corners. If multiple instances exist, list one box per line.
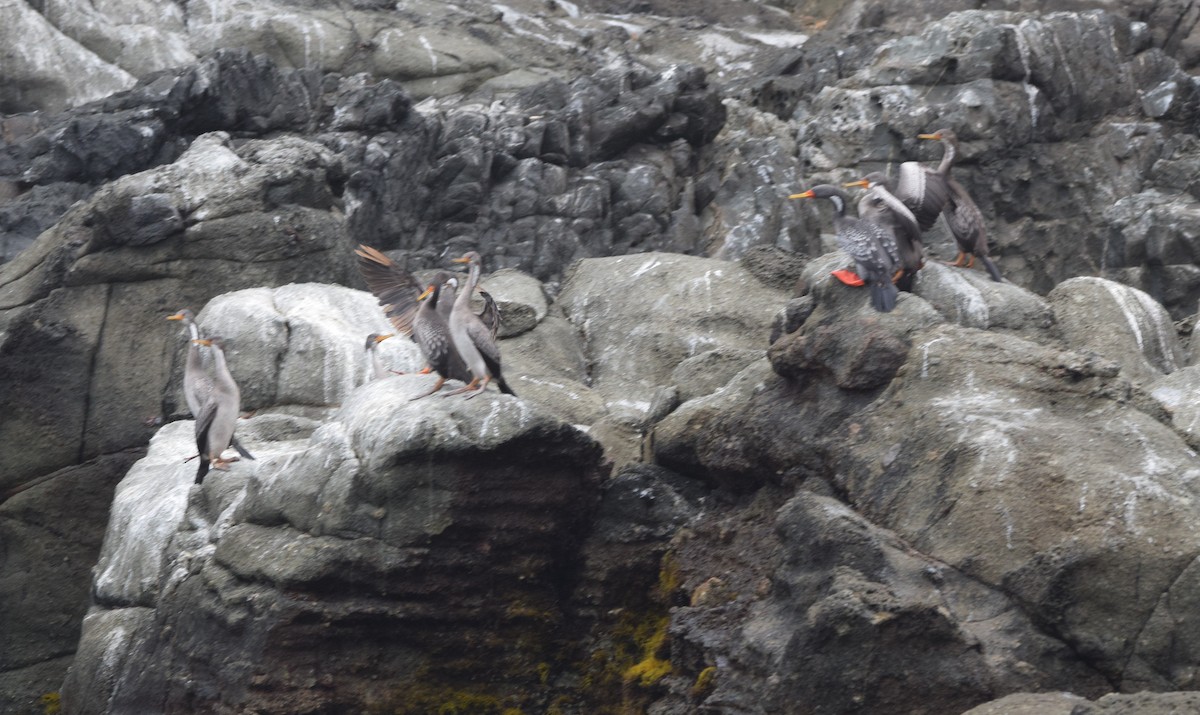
left=422, top=285, right=441, bottom=316
left=455, top=261, right=481, bottom=310
left=184, top=320, right=205, bottom=372
left=826, top=192, right=847, bottom=218
left=210, top=347, right=237, bottom=393
left=937, top=139, right=957, bottom=175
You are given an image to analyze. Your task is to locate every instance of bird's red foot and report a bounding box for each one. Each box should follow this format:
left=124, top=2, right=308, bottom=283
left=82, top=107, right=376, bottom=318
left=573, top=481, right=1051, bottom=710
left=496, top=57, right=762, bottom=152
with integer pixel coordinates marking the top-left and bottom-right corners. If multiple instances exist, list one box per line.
left=831, top=269, right=865, bottom=287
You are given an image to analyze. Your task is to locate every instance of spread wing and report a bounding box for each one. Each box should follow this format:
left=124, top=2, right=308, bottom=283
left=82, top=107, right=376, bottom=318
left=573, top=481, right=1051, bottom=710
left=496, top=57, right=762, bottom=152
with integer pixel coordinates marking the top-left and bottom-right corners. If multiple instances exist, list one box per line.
left=355, top=245, right=423, bottom=336
left=477, top=289, right=500, bottom=341
left=896, top=162, right=948, bottom=231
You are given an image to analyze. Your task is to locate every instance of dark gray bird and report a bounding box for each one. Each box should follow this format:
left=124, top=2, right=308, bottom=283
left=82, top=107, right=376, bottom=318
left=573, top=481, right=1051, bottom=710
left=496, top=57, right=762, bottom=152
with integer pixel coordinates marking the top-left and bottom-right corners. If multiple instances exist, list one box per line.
left=167, top=310, right=253, bottom=462
left=408, top=280, right=458, bottom=400
left=446, top=251, right=515, bottom=397
left=355, top=244, right=473, bottom=383
left=790, top=185, right=900, bottom=313
left=918, top=129, right=1003, bottom=282
left=363, top=332, right=395, bottom=380
left=191, top=337, right=243, bottom=484
left=844, top=172, right=924, bottom=291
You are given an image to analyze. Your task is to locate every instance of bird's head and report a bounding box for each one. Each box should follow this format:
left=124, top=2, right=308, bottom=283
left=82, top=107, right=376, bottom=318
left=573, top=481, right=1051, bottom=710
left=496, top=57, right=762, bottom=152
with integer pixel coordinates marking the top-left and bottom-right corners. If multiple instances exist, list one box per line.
left=365, top=333, right=394, bottom=350
left=452, top=251, right=482, bottom=266
left=191, top=336, right=225, bottom=349
left=918, top=128, right=956, bottom=144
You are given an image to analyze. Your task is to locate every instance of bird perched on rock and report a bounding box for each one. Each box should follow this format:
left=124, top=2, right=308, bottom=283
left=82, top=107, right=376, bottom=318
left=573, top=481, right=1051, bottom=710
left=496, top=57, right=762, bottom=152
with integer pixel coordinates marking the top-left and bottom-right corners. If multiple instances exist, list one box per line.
left=191, top=337, right=244, bottom=484
left=407, top=279, right=458, bottom=399
left=447, top=251, right=516, bottom=396
left=363, top=332, right=395, bottom=380
left=918, top=128, right=1003, bottom=282
left=790, top=185, right=900, bottom=313
left=167, top=310, right=254, bottom=463
left=355, top=245, right=499, bottom=391
left=843, top=172, right=924, bottom=291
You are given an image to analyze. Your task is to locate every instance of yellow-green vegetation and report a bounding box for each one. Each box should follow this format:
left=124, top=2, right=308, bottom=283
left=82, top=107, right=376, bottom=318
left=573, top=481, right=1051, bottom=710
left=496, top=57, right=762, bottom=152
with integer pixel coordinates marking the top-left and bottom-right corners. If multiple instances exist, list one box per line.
left=386, top=685, right=524, bottom=715
left=40, top=692, right=61, bottom=715
left=572, top=551, right=682, bottom=714
left=537, top=662, right=552, bottom=686
left=622, top=616, right=672, bottom=687
left=656, top=552, right=680, bottom=600
left=691, top=666, right=717, bottom=698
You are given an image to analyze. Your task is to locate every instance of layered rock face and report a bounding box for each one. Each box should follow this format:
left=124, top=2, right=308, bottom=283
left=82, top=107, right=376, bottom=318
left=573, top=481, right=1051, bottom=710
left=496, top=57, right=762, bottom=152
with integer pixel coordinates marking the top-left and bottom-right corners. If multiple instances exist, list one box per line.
left=3, top=0, right=1200, bottom=713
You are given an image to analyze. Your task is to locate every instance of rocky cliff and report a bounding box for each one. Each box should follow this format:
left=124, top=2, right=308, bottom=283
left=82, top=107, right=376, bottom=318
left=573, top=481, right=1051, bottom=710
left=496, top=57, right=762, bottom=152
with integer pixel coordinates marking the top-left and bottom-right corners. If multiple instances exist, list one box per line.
left=2, top=0, right=1200, bottom=713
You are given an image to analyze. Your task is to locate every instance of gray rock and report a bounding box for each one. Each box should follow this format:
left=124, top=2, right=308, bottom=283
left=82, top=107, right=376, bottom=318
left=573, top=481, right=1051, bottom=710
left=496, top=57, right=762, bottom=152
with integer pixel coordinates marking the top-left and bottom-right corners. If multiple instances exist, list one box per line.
left=960, top=692, right=1089, bottom=715
left=913, top=262, right=1056, bottom=340
left=479, top=267, right=548, bottom=338
left=558, top=252, right=787, bottom=410
left=1101, top=190, right=1200, bottom=320
left=0, top=0, right=136, bottom=114
left=66, top=378, right=605, bottom=713
left=670, top=346, right=765, bottom=403
left=0, top=129, right=356, bottom=492
left=1150, top=365, right=1200, bottom=450
left=192, top=283, right=422, bottom=411
left=0, top=452, right=136, bottom=712
left=1049, top=276, right=1185, bottom=384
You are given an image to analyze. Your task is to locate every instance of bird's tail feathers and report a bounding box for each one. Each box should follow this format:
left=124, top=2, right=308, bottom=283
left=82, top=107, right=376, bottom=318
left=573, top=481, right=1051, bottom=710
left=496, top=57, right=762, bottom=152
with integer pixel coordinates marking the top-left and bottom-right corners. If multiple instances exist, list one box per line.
left=231, top=436, right=255, bottom=461
left=870, top=280, right=899, bottom=313
left=980, top=255, right=1003, bottom=283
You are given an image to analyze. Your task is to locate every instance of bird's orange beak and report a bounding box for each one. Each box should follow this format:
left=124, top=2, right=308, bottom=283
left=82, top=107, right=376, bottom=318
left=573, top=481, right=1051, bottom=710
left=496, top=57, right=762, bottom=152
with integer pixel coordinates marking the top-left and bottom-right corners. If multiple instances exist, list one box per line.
left=842, top=179, right=869, bottom=189
left=417, top=285, right=434, bottom=300
left=789, top=189, right=816, bottom=199
left=191, top=338, right=213, bottom=346
left=917, top=132, right=942, bottom=140
left=374, top=333, right=394, bottom=343
left=451, top=255, right=470, bottom=264
left=166, top=312, right=185, bottom=321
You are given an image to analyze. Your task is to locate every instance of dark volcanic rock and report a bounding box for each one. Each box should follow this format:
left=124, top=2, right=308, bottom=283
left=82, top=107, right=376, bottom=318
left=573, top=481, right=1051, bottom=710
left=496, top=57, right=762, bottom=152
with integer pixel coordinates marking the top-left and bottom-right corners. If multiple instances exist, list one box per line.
left=7, top=0, right=1200, bottom=711
left=63, top=384, right=606, bottom=714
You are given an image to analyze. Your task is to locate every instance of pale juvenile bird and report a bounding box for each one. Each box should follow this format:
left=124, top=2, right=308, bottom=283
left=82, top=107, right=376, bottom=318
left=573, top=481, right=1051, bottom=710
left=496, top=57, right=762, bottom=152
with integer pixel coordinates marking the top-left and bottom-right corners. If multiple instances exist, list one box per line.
left=191, top=337, right=244, bottom=484
left=446, top=251, right=516, bottom=397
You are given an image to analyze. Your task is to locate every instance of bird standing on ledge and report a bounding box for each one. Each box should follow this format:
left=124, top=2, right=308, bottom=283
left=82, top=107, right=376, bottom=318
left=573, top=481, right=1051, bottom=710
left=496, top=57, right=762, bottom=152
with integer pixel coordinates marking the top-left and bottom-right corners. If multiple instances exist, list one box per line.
left=917, top=128, right=1003, bottom=282
left=167, top=310, right=254, bottom=462
left=191, top=337, right=244, bottom=484
left=790, top=185, right=900, bottom=313
left=408, top=280, right=457, bottom=399
left=447, top=251, right=516, bottom=396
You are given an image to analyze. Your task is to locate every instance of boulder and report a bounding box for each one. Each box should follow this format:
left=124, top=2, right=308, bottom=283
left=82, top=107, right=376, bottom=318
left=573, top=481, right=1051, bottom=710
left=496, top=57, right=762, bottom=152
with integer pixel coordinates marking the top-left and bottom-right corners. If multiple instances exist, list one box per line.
left=0, top=452, right=138, bottom=712
left=479, top=267, right=548, bottom=338
left=1149, top=365, right=1200, bottom=450
left=64, top=378, right=606, bottom=713
left=557, top=252, right=787, bottom=408
left=1049, top=276, right=1186, bottom=384
left=183, top=283, right=423, bottom=413
left=0, top=1, right=135, bottom=114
